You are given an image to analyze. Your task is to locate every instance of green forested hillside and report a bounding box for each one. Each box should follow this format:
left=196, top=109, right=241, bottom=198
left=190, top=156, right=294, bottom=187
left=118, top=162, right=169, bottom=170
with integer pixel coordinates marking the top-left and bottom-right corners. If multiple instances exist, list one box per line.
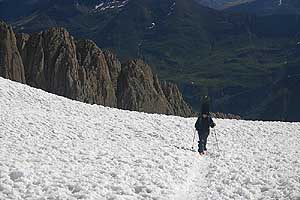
left=1, top=0, right=300, bottom=120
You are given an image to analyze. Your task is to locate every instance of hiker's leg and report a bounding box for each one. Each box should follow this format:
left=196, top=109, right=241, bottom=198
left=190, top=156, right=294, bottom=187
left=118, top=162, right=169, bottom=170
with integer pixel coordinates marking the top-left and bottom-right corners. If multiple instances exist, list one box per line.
left=198, top=131, right=204, bottom=153
left=204, top=131, right=209, bottom=151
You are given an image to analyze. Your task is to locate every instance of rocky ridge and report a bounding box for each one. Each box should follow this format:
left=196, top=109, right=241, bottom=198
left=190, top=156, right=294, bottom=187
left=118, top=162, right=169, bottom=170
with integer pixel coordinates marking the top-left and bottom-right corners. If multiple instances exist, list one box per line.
left=0, top=21, right=25, bottom=83
left=0, top=21, right=193, bottom=117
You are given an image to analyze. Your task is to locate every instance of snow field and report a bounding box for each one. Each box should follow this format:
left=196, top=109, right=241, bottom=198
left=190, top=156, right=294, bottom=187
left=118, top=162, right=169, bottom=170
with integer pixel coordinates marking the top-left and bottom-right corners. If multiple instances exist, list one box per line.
left=0, top=77, right=300, bottom=200
left=198, top=120, right=300, bottom=200
left=0, top=78, right=200, bottom=200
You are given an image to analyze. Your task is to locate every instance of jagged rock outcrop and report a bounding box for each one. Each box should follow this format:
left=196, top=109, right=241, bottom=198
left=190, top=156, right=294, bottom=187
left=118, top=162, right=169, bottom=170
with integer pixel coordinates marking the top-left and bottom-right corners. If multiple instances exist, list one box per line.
left=103, top=50, right=122, bottom=92
left=0, top=21, right=25, bottom=83
left=76, top=40, right=117, bottom=107
left=161, top=81, right=194, bottom=117
left=16, top=28, right=117, bottom=107
left=117, top=60, right=172, bottom=114
left=116, top=60, right=194, bottom=116
left=0, top=21, right=193, bottom=117
left=16, top=33, right=29, bottom=57
left=17, top=27, right=81, bottom=99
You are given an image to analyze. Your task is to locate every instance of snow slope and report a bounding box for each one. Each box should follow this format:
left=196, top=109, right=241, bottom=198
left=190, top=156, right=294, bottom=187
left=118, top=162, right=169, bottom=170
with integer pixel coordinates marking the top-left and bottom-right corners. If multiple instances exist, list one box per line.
left=0, top=77, right=300, bottom=200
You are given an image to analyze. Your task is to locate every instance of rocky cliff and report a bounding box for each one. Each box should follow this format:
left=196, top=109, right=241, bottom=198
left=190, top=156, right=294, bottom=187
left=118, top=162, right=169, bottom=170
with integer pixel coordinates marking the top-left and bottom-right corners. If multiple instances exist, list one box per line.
left=0, top=21, right=193, bottom=117
left=161, top=81, right=194, bottom=117
left=0, top=21, right=25, bottom=83
left=18, top=27, right=82, bottom=99
left=75, top=39, right=117, bottom=107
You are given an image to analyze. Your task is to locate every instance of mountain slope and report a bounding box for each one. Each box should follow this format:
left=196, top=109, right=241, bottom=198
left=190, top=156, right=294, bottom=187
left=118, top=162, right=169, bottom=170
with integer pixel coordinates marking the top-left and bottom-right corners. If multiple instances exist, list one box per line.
left=0, top=77, right=300, bottom=199
left=227, top=0, right=300, bottom=15
left=195, top=0, right=255, bottom=9
left=0, top=21, right=25, bottom=82
left=1, top=0, right=300, bottom=120
left=248, top=60, right=300, bottom=121
left=0, top=20, right=193, bottom=117
left=0, top=0, right=47, bottom=22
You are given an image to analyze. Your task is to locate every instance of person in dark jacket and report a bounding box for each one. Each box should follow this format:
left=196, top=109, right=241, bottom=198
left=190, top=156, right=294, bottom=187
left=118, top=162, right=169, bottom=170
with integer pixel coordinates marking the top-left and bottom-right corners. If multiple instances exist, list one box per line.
left=195, top=112, right=216, bottom=155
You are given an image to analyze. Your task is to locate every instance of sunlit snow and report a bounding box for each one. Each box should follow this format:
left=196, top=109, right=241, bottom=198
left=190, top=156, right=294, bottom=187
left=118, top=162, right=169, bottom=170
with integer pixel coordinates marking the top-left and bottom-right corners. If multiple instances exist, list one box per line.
left=0, top=77, right=300, bottom=200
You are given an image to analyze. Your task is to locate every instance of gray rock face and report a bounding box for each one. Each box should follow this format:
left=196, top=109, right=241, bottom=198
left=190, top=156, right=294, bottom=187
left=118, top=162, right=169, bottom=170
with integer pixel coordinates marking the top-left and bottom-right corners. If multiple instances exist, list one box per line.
left=0, top=21, right=193, bottom=117
left=16, top=33, right=29, bottom=57
left=116, top=60, right=194, bottom=116
left=76, top=40, right=117, bottom=107
left=17, top=28, right=118, bottom=107
left=104, top=50, right=121, bottom=92
left=161, top=81, right=194, bottom=117
left=0, top=21, right=25, bottom=83
left=117, top=59, right=171, bottom=114
left=18, top=28, right=81, bottom=99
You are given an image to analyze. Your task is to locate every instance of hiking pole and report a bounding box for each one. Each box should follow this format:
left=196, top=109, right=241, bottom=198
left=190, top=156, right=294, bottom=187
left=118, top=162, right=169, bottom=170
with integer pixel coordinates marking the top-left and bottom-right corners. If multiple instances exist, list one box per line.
left=213, top=128, right=220, bottom=151
left=191, top=129, right=196, bottom=151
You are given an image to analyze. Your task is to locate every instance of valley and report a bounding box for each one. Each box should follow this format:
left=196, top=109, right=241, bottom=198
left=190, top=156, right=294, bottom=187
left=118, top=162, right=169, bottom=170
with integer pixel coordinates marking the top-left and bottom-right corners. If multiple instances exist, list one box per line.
left=1, top=0, right=300, bottom=120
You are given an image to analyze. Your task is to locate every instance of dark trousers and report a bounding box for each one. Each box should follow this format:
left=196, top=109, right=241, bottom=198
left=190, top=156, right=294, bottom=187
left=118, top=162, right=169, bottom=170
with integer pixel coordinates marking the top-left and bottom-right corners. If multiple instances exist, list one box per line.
left=198, top=131, right=209, bottom=153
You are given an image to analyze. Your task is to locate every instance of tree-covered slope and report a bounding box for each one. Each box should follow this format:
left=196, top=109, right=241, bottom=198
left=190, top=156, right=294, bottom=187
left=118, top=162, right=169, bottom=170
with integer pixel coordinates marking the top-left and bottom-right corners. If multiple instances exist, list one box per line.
left=1, top=0, right=300, bottom=120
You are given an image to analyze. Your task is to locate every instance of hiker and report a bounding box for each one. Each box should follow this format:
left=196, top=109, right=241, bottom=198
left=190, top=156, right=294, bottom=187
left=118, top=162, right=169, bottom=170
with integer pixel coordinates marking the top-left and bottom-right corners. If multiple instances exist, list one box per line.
left=195, top=96, right=216, bottom=155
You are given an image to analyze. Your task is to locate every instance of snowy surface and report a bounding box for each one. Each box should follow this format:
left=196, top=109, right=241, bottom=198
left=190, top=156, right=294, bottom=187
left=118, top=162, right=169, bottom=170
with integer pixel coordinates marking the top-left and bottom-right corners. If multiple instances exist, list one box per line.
left=148, top=22, right=156, bottom=30
left=95, top=3, right=104, bottom=9
left=0, top=77, right=300, bottom=200
left=168, top=2, right=176, bottom=16
left=94, top=0, right=129, bottom=11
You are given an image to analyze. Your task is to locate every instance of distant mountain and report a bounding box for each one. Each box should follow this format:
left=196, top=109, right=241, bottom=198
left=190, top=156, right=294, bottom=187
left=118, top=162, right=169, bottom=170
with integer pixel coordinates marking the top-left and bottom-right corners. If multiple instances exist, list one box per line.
left=227, top=0, right=300, bottom=15
left=0, top=20, right=193, bottom=117
left=1, top=0, right=300, bottom=120
left=78, top=0, right=130, bottom=10
left=247, top=60, right=300, bottom=122
left=0, top=0, right=131, bottom=22
left=4, top=0, right=250, bottom=79
left=194, top=0, right=255, bottom=9
left=0, top=0, right=48, bottom=22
